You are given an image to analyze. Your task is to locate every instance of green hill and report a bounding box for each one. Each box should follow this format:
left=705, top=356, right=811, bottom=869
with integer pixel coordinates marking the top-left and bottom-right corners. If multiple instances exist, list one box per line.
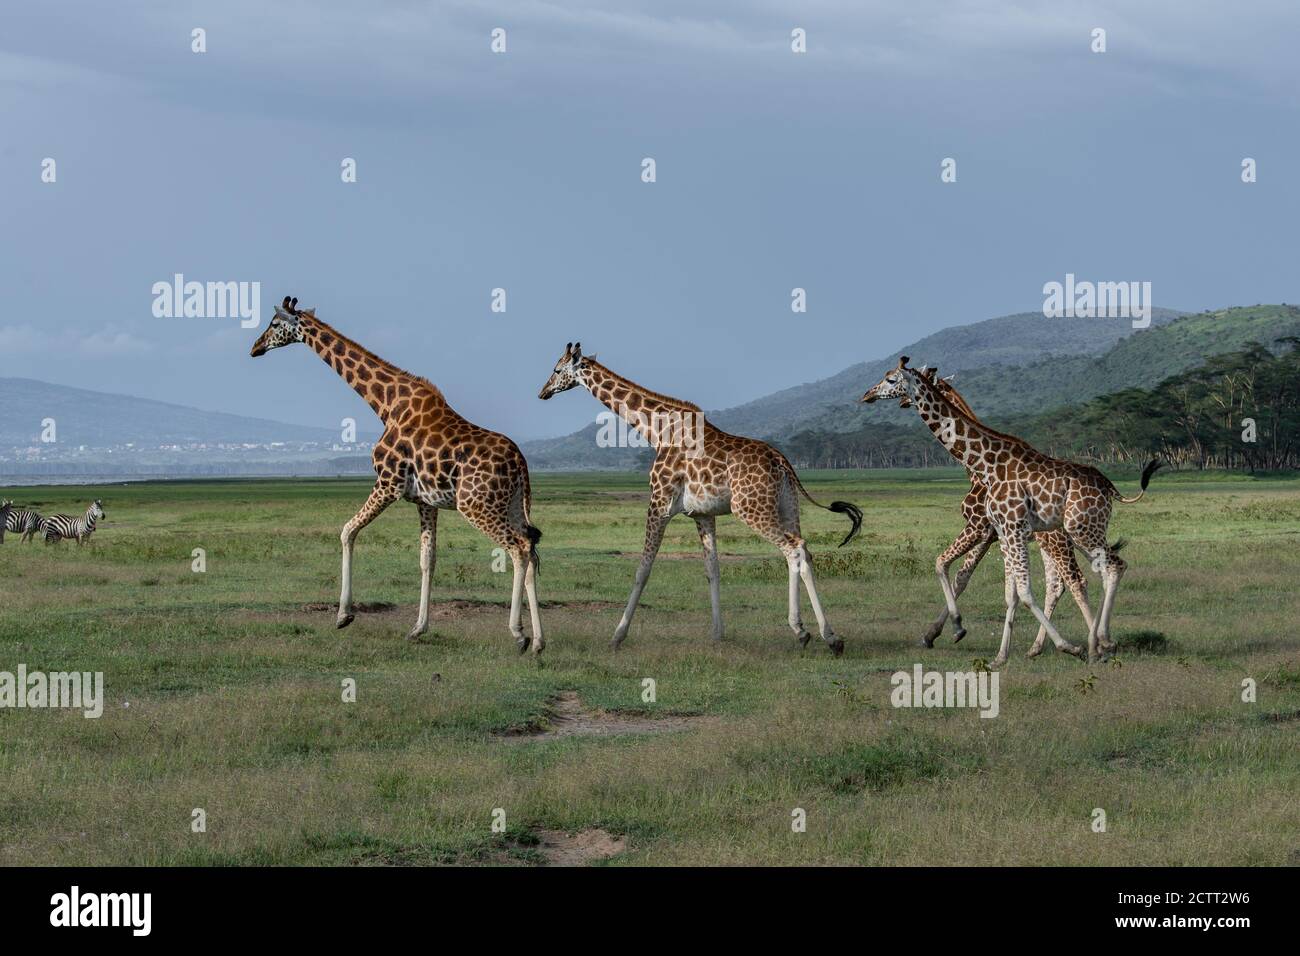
left=522, top=306, right=1185, bottom=469
left=785, top=306, right=1300, bottom=469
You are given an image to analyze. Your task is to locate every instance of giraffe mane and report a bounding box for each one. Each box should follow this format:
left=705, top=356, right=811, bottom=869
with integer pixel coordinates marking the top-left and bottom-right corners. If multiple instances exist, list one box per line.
left=918, top=373, right=1030, bottom=448
left=304, top=314, right=446, bottom=400
left=585, top=358, right=702, bottom=413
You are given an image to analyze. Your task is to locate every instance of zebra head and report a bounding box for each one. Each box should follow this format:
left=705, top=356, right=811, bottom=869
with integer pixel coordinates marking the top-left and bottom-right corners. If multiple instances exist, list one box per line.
left=89, top=499, right=105, bottom=522
left=249, top=296, right=309, bottom=357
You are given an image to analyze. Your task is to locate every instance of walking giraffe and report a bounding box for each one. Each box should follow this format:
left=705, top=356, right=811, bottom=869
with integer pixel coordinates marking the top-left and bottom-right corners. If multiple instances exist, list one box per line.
left=250, top=296, right=544, bottom=653
left=861, top=356, right=1160, bottom=666
left=538, top=343, right=862, bottom=654
left=894, top=369, right=1097, bottom=656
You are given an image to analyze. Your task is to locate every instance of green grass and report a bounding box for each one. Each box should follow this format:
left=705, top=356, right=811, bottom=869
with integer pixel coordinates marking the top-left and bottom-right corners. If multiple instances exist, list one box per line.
left=1, top=469, right=1298, bottom=865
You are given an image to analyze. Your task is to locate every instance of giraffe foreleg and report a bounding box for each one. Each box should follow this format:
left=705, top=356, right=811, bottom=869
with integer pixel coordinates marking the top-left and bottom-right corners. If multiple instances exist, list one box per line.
left=612, top=505, right=672, bottom=649
left=406, top=505, right=438, bottom=642
left=994, top=527, right=1083, bottom=668
left=694, top=516, right=723, bottom=642
left=1028, top=540, right=1063, bottom=658
left=337, top=480, right=400, bottom=629
left=925, top=523, right=992, bottom=647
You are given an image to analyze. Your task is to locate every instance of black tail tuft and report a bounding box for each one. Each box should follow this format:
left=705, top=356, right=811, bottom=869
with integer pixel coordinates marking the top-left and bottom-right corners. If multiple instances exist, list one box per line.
left=1109, top=538, right=1128, bottom=554
left=830, top=501, right=864, bottom=548
left=525, top=525, right=542, bottom=572
left=1140, top=458, right=1163, bottom=490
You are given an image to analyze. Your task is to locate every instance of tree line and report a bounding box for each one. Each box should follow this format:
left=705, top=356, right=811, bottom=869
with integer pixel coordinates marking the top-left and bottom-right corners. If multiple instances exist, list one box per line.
left=780, top=339, right=1300, bottom=473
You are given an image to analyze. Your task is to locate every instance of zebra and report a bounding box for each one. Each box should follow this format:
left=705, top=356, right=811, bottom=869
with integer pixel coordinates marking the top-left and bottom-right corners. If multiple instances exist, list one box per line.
left=0, top=501, right=9, bottom=543
left=2, top=500, right=44, bottom=543
left=42, top=499, right=105, bottom=546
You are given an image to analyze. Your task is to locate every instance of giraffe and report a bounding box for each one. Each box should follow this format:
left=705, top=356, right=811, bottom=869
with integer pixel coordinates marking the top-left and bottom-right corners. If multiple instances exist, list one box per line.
left=861, top=356, right=1160, bottom=666
left=897, top=369, right=1097, bottom=656
left=250, top=296, right=544, bottom=654
left=538, top=343, right=862, bottom=654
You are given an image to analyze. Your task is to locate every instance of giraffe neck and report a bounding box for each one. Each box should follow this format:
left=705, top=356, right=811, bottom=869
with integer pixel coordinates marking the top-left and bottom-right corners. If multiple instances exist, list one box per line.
left=299, top=316, right=430, bottom=420
left=910, top=376, right=1020, bottom=479
left=580, top=359, right=705, bottom=449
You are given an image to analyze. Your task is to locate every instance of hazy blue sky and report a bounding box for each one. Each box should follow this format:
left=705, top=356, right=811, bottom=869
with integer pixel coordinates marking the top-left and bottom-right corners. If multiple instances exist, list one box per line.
left=4, top=1, right=1299, bottom=440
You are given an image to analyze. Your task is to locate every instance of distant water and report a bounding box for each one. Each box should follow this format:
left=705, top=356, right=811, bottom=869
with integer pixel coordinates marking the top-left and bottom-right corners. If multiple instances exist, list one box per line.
left=0, top=472, right=369, bottom=487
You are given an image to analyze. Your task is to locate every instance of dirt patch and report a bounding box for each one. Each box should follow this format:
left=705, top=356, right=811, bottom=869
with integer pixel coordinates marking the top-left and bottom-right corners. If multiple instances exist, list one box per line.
left=301, top=601, right=397, bottom=614
left=534, top=828, right=627, bottom=866
left=500, top=691, right=707, bottom=740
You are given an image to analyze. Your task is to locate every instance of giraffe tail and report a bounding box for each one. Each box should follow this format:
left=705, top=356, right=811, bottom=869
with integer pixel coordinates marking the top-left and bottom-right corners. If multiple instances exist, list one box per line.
left=1115, top=458, right=1163, bottom=504
left=780, top=455, right=863, bottom=547
left=525, top=524, right=542, bottom=572
left=521, top=478, right=542, bottom=572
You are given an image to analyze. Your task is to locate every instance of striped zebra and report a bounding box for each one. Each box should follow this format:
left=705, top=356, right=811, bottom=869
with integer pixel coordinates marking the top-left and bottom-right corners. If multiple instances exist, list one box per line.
left=2, top=500, right=44, bottom=543
left=42, top=499, right=105, bottom=546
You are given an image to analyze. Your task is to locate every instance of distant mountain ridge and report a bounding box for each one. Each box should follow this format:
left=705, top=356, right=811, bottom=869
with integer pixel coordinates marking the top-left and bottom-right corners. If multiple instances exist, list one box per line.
left=0, top=377, right=367, bottom=447
left=522, top=307, right=1187, bottom=469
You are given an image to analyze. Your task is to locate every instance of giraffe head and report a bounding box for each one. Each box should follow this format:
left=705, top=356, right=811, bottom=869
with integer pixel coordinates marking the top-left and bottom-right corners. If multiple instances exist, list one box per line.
left=249, top=296, right=309, bottom=357
left=537, top=342, right=589, bottom=400
left=861, top=355, right=924, bottom=405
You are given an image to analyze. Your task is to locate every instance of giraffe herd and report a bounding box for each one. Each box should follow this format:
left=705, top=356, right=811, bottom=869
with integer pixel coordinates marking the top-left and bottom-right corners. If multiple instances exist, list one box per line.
left=250, top=298, right=1160, bottom=667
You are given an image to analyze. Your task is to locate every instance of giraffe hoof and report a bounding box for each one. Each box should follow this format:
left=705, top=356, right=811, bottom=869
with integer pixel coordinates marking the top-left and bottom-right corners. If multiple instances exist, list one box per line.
left=1026, top=646, right=1044, bottom=659
left=919, top=624, right=942, bottom=648
left=405, top=628, right=428, bottom=642
left=515, top=635, right=529, bottom=655
left=952, top=627, right=967, bottom=644
left=828, top=638, right=845, bottom=658
left=336, top=613, right=354, bottom=630
left=797, top=631, right=813, bottom=649
left=1063, top=644, right=1085, bottom=660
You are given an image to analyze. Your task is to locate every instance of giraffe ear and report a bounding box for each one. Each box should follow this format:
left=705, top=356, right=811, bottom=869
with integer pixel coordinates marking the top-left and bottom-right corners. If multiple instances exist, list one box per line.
left=573, top=342, right=582, bottom=359
left=898, top=355, right=910, bottom=368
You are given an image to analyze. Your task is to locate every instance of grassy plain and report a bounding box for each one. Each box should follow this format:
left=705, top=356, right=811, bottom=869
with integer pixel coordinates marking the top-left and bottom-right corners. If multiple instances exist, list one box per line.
left=1, top=469, right=1297, bottom=865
